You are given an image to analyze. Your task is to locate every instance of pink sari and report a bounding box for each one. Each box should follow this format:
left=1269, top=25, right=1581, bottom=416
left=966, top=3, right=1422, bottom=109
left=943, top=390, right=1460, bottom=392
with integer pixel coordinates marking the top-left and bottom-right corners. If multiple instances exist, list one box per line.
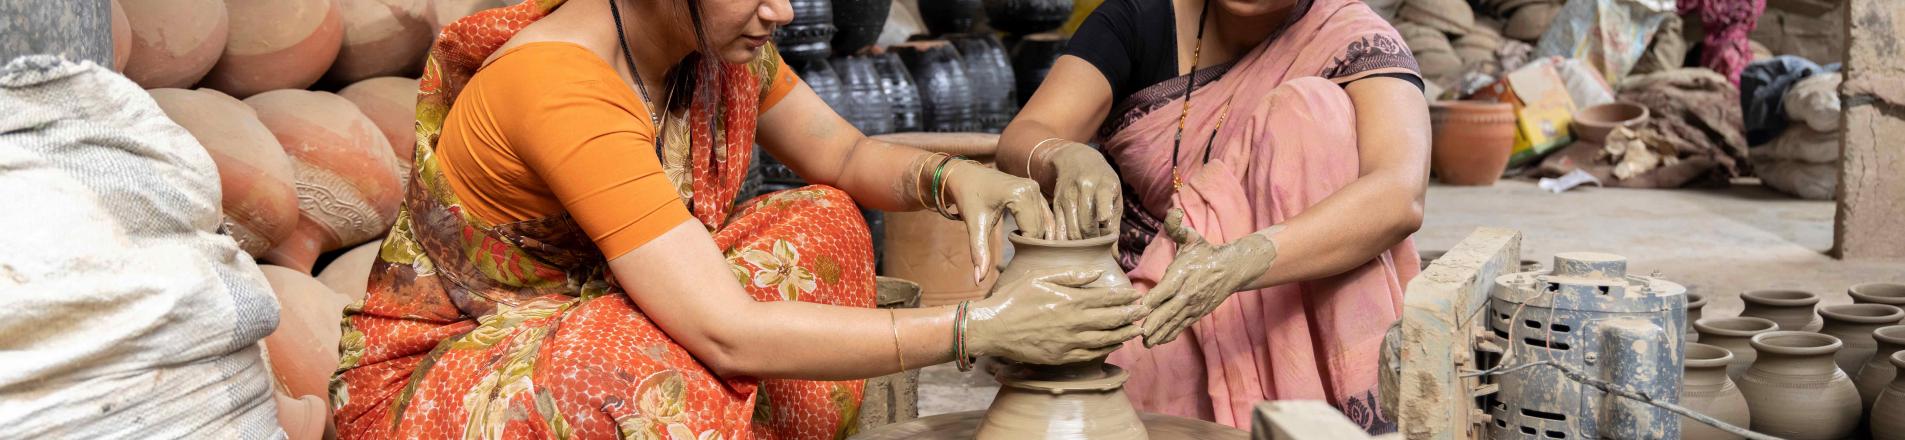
left=1098, top=0, right=1421, bottom=432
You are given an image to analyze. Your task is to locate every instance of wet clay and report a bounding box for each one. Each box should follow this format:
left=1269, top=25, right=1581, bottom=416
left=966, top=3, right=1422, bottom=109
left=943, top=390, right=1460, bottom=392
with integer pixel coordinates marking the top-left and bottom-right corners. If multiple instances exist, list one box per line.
left=1694, top=317, right=1780, bottom=380
left=1736, top=331, right=1861, bottom=440
left=1872, top=351, right=1905, bottom=440
left=1680, top=343, right=1750, bottom=440
left=985, top=232, right=1129, bottom=380
left=1818, top=303, right=1905, bottom=375
left=1856, top=325, right=1905, bottom=413
left=975, top=364, right=1149, bottom=440
left=1739, top=289, right=1823, bottom=332
left=851, top=411, right=1246, bottom=440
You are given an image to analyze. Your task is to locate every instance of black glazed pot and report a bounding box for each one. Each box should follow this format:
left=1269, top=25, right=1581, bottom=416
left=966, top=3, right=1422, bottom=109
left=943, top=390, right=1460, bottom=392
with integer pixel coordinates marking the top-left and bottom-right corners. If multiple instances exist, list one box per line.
left=872, top=53, right=925, bottom=132
left=984, top=0, right=1072, bottom=35
left=793, top=57, right=854, bottom=119
left=830, top=0, right=890, bottom=55
left=1010, top=32, right=1067, bottom=107
left=918, top=0, right=983, bottom=36
left=834, top=55, right=895, bottom=135
left=773, top=0, right=836, bottom=63
left=952, top=35, right=1016, bottom=133
left=894, top=43, right=976, bottom=132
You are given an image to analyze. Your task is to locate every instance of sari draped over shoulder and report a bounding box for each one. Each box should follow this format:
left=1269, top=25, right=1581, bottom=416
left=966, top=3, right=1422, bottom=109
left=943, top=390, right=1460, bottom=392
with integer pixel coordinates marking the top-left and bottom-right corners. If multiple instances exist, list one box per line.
left=1098, top=0, right=1422, bottom=432
left=330, top=2, right=875, bottom=439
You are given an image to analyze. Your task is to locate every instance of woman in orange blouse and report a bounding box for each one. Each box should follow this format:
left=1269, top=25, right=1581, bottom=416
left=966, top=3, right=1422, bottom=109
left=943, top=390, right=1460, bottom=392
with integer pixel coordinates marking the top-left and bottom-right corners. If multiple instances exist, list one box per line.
left=329, top=1, right=1146, bottom=439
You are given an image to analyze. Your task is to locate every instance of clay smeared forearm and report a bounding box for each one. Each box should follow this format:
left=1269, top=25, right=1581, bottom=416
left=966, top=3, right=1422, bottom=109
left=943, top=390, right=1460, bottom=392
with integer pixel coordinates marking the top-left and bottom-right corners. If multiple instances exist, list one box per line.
left=1237, top=174, right=1421, bottom=292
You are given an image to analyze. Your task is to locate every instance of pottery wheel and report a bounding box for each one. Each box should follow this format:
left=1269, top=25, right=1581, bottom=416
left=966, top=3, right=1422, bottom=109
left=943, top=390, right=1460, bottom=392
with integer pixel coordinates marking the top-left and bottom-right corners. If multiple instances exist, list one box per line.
left=849, top=411, right=1248, bottom=439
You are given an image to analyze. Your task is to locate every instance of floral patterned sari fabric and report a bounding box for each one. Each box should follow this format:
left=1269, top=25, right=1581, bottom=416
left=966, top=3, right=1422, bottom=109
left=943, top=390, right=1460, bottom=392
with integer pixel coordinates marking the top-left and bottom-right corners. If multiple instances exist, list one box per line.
left=330, top=1, right=876, bottom=439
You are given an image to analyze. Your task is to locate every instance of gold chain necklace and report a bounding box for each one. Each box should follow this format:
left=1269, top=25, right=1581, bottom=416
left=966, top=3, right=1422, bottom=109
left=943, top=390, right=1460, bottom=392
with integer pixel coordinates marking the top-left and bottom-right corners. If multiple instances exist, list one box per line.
left=1170, top=0, right=1215, bottom=190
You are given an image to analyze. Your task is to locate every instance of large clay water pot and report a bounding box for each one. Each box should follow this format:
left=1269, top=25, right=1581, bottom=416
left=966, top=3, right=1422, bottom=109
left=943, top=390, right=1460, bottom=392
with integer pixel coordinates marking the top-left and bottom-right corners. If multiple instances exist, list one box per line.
left=247, top=89, right=403, bottom=273
left=795, top=58, right=853, bottom=118
left=881, top=208, right=1001, bottom=307
left=1857, top=325, right=1905, bottom=413
left=1428, top=100, right=1515, bottom=186
left=1821, top=304, right=1905, bottom=375
left=120, top=0, right=229, bottom=88
left=773, top=0, right=835, bottom=64
left=338, top=76, right=421, bottom=185
left=919, top=0, right=983, bottom=36
left=1009, top=32, right=1066, bottom=108
left=148, top=88, right=299, bottom=258
left=833, top=55, right=894, bottom=135
left=951, top=35, right=1016, bottom=133
left=984, top=0, right=1073, bottom=35
left=204, top=0, right=344, bottom=98
left=830, top=0, right=889, bottom=55
left=1681, top=343, right=1750, bottom=440
left=1696, top=317, right=1780, bottom=380
left=316, top=239, right=381, bottom=303
left=1740, top=289, right=1823, bottom=332
left=894, top=42, right=976, bottom=132
left=326, top=0, right=432, bottom=84
left=1873, top=351, right=1905, bottom=440
left=872, top=53, right=924, bottom=132
left=1738, top=331, right=1862, bottom=440
left=1853, top=282, right=1905, bottom=308
left=110, top=0, right=130, bottom=71
left=1687, top=291, right=1707, bottom=342
left=258, top=265, right=353, bottom=405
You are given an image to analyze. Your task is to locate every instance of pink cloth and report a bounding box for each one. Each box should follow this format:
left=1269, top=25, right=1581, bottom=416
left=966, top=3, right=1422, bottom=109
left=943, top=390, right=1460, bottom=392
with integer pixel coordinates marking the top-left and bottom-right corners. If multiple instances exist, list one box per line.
left=1098, top=0, right=1420, bottom=431
left=1680, top=0, right=1765, bottom=85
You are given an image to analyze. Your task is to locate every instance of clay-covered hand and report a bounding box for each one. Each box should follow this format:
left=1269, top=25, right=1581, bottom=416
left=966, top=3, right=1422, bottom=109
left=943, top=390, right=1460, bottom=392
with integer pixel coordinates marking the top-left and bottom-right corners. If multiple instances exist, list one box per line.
left=966, top=269, right=1147, bottom=365
left=1041, top=141, right=1122, bottom=240
left=944, top=160, right=1056, bottom=283
left=1141, top=209, right=1280, bottom=347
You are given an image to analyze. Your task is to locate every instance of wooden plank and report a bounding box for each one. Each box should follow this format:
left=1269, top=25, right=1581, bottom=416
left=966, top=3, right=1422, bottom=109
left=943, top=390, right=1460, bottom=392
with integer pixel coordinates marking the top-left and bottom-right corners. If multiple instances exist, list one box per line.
left=1390, top=227, right=1522, bottom=440
left=1252, top=401, right=1378, bottom=440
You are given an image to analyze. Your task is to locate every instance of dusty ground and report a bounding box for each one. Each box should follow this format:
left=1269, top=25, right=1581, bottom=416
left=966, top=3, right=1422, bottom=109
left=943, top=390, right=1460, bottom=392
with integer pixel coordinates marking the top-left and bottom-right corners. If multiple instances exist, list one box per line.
left=913, top=179, right=1905, bottom=416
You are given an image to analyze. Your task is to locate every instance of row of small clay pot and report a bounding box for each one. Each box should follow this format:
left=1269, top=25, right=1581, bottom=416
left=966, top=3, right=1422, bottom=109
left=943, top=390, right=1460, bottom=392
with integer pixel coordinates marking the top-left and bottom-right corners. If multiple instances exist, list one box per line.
left=1679, top=283, right=1905, bottom=440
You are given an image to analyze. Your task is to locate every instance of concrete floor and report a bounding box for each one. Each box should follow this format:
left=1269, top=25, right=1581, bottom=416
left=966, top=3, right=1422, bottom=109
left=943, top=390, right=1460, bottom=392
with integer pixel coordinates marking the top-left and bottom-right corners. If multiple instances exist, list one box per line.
left=914, top=179, right=1905, bottom=417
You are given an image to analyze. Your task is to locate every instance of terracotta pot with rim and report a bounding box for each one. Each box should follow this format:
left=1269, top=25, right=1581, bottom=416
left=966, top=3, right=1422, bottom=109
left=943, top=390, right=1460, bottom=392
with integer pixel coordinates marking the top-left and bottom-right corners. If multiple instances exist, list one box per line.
left=1853, top=282, right=1905, bottom=308
left=1687, top=291, right=1707, bottom=342
left=1428, top=100, right=1516, bottom=186
left=1739, top=289, right=1823, bottom=332
left=1681, top=343, right=1750, bottom=440
left=1820, top=303, right=1905, bottom=374
left=1571, top=101, right=1650, bottom=145
left=1737, top=331, right=1861, bottom=440
left=1695, top=317, right=1780, bottom=380
left=1857, top=325, right=1905, bottom=413
left=1872, top=350, right=1905, bottom=440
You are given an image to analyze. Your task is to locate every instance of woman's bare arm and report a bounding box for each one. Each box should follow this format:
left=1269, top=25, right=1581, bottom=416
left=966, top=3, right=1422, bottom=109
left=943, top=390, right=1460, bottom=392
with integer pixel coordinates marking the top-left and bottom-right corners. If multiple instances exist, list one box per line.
left=996, top=56, right=1115, bottom=188
left=753, top=81, right=934, bottom=212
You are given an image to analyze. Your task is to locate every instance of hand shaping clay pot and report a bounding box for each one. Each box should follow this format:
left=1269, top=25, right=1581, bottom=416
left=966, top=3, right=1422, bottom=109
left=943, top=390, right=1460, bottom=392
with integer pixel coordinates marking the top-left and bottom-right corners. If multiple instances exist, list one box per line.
left=1686, top=291, right=1707, bottom=342
left=247, top=89, right=403, bottom=273
left=326, top=0, right=432, bottom=84
left=1681, top=343, right=1750, bottom=440
left=316, top=239, right=381, bottom=303
left=258, top=265, right=353, bottom=406
left=274, top=392, right=330, bottom=440
left=110, top=0, right=130, bottom=71
left=1856, top=325, right=1905, bottom=414
left=1429, top=100, right=1516, bottom=186
left=1695, top=317, right=1780, bottom=380
left=1873, top=351, right=1905, bottom=440
left=1853, top=282, right=1905, bottom=308
left=1739, top=289, right=1823, bottom=332
left=337, top=76, right=420, bottom=185
left=148, top=88, right=299, bottom=257
left=1820, top=304, right=1905, bottom=376
left=1737, top=331, right=1862, bottom=440
left=119, top=0, right=229, bottom=88
left=202, top=0, right=344, bottom=98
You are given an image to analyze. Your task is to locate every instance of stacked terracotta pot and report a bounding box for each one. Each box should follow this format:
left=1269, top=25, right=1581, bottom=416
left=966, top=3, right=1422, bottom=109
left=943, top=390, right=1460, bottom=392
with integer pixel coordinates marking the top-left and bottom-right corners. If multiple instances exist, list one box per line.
left=1388, top=0, right=1539, bottom=89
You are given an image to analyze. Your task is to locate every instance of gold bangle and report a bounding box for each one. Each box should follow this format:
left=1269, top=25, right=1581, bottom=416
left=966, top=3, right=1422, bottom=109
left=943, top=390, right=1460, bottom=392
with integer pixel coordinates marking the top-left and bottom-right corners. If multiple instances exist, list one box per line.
left=911, top=152, right=944, bottom=210
left=889, top=309, right=906, bottom=372
left=935, top=160, right=968, bottom=221
left=1025, top=138, right=1063, bottom=181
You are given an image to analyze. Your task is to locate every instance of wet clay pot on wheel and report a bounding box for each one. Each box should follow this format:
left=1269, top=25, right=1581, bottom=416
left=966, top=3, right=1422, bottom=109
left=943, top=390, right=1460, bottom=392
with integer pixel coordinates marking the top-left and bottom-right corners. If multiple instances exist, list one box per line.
left=872, top=53, right=924, bottom=132
left=1681, top=343, right=1750, bottom=440
left=830, top=0, right=888, bottom=55
left=1737, top=331, right=1862, bottom=440
left=1857, top=325, right=1905, bottom=413
left=977, top=232, right=1143, bottom=440
left=1687, top=291, right=1707, bottom=342
left=1853, top=282, right=1905, bottom=308
left=1695, top=317, right=1780, bottom=380
left=1820, top=304, right=1905, bottom=375
left=1872, top=351, right=1905, bottom=440
left=919, top=0, right=983, bottom=36
left=1739, top=289, right=1823, bottom=332
left=893, top=42, right=976, bottom=133
left=985, top=0, right=1073, bottom=35
left=1428, top=100, right=1515, bottom=186
left=772, top=0, right=835, bottom=63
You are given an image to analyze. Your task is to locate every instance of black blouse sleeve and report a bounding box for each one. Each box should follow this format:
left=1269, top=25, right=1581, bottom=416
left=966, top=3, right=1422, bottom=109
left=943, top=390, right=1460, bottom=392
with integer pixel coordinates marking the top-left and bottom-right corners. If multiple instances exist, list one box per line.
left=1064, top=0, right=1150, bottom=99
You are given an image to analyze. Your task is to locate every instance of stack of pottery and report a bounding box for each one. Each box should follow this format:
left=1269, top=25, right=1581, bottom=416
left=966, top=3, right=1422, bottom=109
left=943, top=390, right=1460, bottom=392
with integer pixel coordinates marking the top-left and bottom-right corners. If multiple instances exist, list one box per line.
left=338, top=76, right=422, bottom=185
left=1857, top=325, right=1905, bottom=412
left=1872, top=351, right=1905, bottom=440
left=1739, top=289, right=1823, bottom=332
left=1820, top=304, right=1905, bottom=375
left=773, top=0, right=835, bottom=63
left=1428, top=100, right=1516, bottom=185
left=833, top=55, right=894, bottom=135
left=1736, top=331, right=1862, bottom=440
left=1853, top=282, right=1905, bottom=308
left=1686, top=292, right=1707, bottom=342
left=918, top=0, right=982, bottom=36
left=203, top=0, right=345, bottom=98
left=146, top=88, right=300, bottom=258
left=326, top=0, right=433, bottom=84
left=257, top=265, right=354, bottom=414
left=1696, top=317, right=1780, bottom=379
left=873, top=53, right=925, bottom=132
left=119, top=0, right=229, bottom=88
left=1010, top=33, right=1067, bottom=107
left=984, top=0, right=1073, bottom=35
left=246, top=89, right=404, bottom=273
left=893, top=42, right=977, bottom=132
left=950, top=35, right=1016, bottom=133
left=795, top=58, right=853, bottom=121
left=1681, top=343, right=1750, bottom=440
left=316, top=240, right=382, bottom=303
left=829, top=0, right=888, bottom=55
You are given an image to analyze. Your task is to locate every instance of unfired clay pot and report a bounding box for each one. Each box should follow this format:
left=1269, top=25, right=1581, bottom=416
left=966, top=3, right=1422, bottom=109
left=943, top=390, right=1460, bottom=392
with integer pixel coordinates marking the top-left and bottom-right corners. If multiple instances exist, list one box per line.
left=1695, top=317, right=1780, bottom=380
left=120, top=0, right=229, bottom=88
left=1737, top=331, right=1862, bottom=440
left=1428, top=100, right=1516, bottom=186
left=203, top=0, right=344, bottom=98
left=316, top=239, right=381, bottom=303
left=881, top=207, right=1000, bottom=306
left=1681, top=343, right=1750, bottom=440
left=338, top=76, right=420, bottom=185
left=148, top=88, right=299, bottom=258
left=247, top=89, right=403, bottom=273
left=1856, top=325, right=1905, bottom=413
left=111, top=0, right=130, bottom=72
left=1739, top=289, right=1823, bottom=332
left=1820, top=303, right=1905, bottom=375
left=259, top=265, right=353, bottom=406
left=1570, top=102, right=1650, bottom=145
left=1872, top=350, right=1905, bottom=440
left=1687, top=291, right=1707, bottom=342
left=326, top=0, right=432, bottom=84
left=1852, top=282, right=1905, bottom=308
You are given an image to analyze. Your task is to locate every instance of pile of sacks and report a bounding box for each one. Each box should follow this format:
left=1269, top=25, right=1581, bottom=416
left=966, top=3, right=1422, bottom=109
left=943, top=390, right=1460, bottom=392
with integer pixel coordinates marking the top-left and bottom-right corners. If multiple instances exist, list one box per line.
left=1371, top=0, right=1555, bottom=88
left=1752, top=71, right=1842, bottom=200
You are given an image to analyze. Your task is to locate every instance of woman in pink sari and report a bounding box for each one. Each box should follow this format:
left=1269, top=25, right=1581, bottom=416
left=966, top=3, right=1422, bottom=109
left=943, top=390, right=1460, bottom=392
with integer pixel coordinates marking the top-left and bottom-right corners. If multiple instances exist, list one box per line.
left=997, top=0, right=1429, bottom=432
